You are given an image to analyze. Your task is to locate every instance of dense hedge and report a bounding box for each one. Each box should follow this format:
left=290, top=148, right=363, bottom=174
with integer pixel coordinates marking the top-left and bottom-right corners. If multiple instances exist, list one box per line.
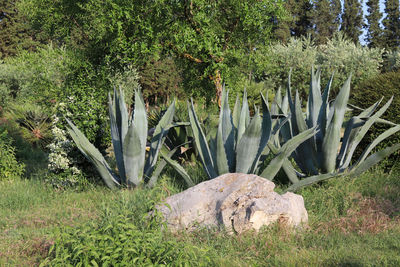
left=351, top=70, right=400, bottom=167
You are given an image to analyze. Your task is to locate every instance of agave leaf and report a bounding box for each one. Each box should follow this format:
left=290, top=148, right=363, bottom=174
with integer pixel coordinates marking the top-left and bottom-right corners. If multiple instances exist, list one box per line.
left=249, top=93, right=273, bottom=173
left=144, top=128, right=165, bottom=179
left=321, top=75, right=351, bottom=173
left=123, top=125, right=144, bottom=186
left=317, top=73, right=333, bottom=138
left=307, top=67, right=322, bottom=128
left=356, top=143, right=400, bottom=175
left=350, top=144, right=400, bottom=177
left=145, top=100, right=175, bottom=176
left=117, top=87, right=129, bottom=140
left=236, top=109, right=262, bottom=173
left=147, top=147, right=178, bottom=188
left=354, top=125, right=400, bottom=168
left=341, top=96, right=394, bottom=169
left=259, top=127, right=317, bottom=180
left=267, top=143, right=299, bottom=184
left=66, top=119, right=119, bottom=189
left=237, top=89, right=250, bottom=144
left=285, top=172, right=345, bottom=192
left=336, top=117, right=365, bottom=167
left=216, top=126, right=229, bottom=174
left=219, top=89, right=235, bottom=171
left=271, top=87, right=282, bottom=115
left=160, top=149, right=195, bottom=187
left=294, top=90, right=318, bottom=174
left=188, top=100, right=217, bottom=178
left=108, top=92, right=126, bottom=184
left=232, top=94, right=241, bottom=130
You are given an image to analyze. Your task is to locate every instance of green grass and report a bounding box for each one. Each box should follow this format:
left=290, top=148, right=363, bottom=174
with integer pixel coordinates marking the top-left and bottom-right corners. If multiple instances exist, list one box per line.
left=0, top=169, right=399, bottom=266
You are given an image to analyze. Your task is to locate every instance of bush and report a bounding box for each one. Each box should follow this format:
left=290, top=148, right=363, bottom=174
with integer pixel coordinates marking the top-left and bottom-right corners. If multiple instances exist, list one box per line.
left=43, top=186, right=211, bottom=266
left=351, top=70, right=400, bottom=167
left=261, top=33, right=384, bottom=98
left=0, top=127, right=25, bottom=181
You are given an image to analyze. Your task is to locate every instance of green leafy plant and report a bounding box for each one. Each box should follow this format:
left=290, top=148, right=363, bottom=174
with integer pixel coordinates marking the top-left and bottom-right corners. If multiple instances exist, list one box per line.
left=185, top=88, right=317, bottom=181
left=276, top=68, right=400, bottom=191
left=66, top=88, right=191, bottom=189
left=5, top=103, right=52, bottom=149
left=0, top=127, right=25, bottom=181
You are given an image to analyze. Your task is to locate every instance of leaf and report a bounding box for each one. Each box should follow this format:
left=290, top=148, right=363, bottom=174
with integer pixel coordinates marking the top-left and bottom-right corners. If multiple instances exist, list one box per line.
left=218, top=89, right=235, bottom=171
left=160, top=149, right=195, bottom=187
left=108, top=92, right=126, bottom=184
left=354, top=125, right=400, bottom=168
left=250, top=93, right=272, bottom=173
left=66, top=119, right=119, bottom=189
left=307, top=66, right=322, bottom=128
left=237, top=89, right=250, bottom=144
left=341, top=96, right=393, bottom=169
left=123, top=125, right=143, bottom=187
left=350, top=144, right=400, bottom=177
left=188, top=99, right=217, bottom=178
left=321, top=75, right=351, bottom=173
left=285, top=172, right=345, bottom=192
left=147, top=147, right=177, bottom=188
left=236, top=109, right=262, bottom=174
left=259, top=127, right=317, bottom=180
left=145, top=100, right=175, bottom=176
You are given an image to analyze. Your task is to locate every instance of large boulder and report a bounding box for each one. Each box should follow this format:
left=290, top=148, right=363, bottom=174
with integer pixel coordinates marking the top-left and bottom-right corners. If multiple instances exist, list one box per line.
left=156, top=173, right=308, bottom=233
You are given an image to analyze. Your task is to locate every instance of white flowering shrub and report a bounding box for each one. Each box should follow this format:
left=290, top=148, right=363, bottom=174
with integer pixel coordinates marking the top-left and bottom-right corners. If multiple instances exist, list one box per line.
left=45, top=108, right=88, bottom=189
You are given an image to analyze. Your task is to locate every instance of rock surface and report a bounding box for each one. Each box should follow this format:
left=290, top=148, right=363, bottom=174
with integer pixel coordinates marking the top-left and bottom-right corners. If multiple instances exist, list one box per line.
left=157, top=173, right=308, bottom=233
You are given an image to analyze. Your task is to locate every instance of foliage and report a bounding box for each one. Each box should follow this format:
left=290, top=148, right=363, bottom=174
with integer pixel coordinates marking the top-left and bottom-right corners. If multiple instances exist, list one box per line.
left=0, top=0, right=41, bottom=58
left=0, top=45, right=75, bottom=107
left=275, top=69, right=400, bottom=191
left=4, top=103, right=52, bottom=149
left=18, top=0, right=286, bottom=99
left=352, top=70, right=400, bottom=168
left=67, top=88, right=193, bottom=189
left=340, top=0, right=364, bottom=44
left=382, top=0, right=400, bottom=49
left=41, top=185, right=211, bottom=266
left=0, top=127, right=25, bottom=181
left=107, top=64, right=141, bottom=107
left=186, top=88, right=316, bottom=181
left=384, top=50, right=400, bottom=72
left=139, top=57, right=184, bottom=105
left=365, top=0, right=384, bottom=48
left=312, top=0, right=341, bottom=44
left=261, top=33, right=384, bottom=99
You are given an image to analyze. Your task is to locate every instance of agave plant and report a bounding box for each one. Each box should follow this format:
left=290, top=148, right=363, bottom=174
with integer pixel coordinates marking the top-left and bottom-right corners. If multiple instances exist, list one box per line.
left=66, top=88, right=191, bottom=189
left=274, top=68, right=400, bottom=191
left=185, top=88, right=317, bottom=181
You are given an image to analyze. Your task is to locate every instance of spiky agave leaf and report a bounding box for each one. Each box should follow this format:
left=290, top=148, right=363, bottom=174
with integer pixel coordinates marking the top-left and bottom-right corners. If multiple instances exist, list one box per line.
left=66, top=119, right=120, bottom=189
left=321, top=75, right=351, bottom=173
left=188, top=99, right=217, bottom=178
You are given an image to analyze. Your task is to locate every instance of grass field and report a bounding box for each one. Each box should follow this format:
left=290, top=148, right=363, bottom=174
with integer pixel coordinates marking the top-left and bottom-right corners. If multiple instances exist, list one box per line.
left=0, top=169, right=399, bottom=266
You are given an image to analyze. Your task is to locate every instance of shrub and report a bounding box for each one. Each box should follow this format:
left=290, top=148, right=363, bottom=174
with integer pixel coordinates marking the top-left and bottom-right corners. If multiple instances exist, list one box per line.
left=0, top=127, right=25, bottom=181
left=351, top=70, right=400, bottom=167
left=43, top=186, right=211, bottom=266
left=261, top=33, right=384, bottom=99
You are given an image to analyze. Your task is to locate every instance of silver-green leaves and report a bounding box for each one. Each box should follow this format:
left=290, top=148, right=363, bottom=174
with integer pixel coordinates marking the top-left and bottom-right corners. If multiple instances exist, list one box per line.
left=278, top=68, right=400, bottom=192
left=188, top=88, right=316, bottom=181
left=66, top=88, right=177, bottom=189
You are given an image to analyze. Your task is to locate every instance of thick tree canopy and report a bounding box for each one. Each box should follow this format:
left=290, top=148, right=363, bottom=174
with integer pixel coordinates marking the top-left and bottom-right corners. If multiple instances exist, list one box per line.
left=19, top=0, right=285, bottom=99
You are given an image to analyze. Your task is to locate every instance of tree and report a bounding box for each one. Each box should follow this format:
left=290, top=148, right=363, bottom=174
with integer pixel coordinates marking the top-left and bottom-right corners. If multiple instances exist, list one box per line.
left=0, top=0, right=39, bottom=58
left=365, top=0, right=384, bottom=48
left=382, top=0, right=400, bottom=48
left=19, top=0, right=286, bottom=103
left=312, top=0, right=342, bottom=44
left=273, top=0, right=313, bottom=43
left=340, top=0, right=364, bottom=44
